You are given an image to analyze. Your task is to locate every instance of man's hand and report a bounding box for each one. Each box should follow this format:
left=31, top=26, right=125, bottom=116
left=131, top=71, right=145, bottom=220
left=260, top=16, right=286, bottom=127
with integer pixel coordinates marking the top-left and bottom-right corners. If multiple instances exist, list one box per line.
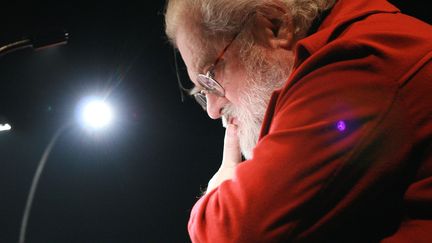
left=206, top=123, right=242, bottom=193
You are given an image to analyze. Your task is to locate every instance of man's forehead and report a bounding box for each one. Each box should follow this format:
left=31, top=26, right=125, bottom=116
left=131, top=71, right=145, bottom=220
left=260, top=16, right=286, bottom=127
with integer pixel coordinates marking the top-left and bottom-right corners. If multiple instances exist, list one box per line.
left=177, top=34, right=198, bottom=80
left=176, top=28, right=215, bottom=78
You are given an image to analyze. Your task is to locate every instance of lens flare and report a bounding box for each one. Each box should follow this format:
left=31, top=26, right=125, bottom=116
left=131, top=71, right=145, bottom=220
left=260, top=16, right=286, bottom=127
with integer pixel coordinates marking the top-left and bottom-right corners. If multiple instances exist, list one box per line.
left=80, top=99, right=113, bottom=129
left=336, top=120, right=346, bottom=132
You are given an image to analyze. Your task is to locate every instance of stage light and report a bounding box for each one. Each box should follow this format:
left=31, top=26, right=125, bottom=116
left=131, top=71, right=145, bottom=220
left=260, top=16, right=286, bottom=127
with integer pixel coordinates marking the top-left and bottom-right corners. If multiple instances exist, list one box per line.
left=0, top=123, right=11, bottom=132
left=80, top=98, right=113, bottom=129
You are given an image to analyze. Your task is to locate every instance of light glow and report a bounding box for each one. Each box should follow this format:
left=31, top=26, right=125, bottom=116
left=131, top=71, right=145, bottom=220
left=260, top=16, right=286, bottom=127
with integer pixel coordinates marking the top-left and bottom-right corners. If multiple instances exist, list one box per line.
left=0, top=123, right=11, bottom=132
left=80, top=99, right=113, bottom=129
left=337, top=120, right=346, bottom=132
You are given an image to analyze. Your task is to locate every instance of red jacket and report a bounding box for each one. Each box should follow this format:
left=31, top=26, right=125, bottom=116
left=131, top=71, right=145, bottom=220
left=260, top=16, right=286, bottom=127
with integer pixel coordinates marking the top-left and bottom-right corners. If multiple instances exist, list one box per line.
left=188, top=0, right=432, bottom=242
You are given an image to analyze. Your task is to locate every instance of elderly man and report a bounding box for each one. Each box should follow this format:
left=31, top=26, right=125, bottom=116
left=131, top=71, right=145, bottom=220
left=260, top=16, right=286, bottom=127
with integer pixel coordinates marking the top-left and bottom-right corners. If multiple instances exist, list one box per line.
left=165, top=0, right=432, bottom=242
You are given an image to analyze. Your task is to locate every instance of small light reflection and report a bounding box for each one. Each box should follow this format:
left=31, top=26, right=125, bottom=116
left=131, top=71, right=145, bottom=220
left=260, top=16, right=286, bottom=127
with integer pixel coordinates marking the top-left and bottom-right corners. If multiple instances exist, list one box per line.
left=337, top=120, right=346, bottom=132
left=0, top=123, right=12, bottom=132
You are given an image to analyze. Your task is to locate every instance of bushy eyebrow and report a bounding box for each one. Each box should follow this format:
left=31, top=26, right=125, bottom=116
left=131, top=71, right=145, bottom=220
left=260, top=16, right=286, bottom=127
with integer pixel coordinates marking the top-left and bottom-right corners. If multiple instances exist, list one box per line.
left=196, top=57, right=213, bottom=74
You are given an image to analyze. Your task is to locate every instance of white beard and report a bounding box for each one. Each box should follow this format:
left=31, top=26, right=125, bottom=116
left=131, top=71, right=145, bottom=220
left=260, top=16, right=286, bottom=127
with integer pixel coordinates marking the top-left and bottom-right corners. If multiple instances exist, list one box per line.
left=222, top=93, right=265, bottom=160
left=222, top=49, right=294, bottom=160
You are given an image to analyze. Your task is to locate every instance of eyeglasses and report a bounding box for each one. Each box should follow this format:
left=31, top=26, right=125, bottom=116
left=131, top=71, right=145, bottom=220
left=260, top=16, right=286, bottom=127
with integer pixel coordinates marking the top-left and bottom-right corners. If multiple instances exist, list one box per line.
left=174, top=32, right=240, bottom=110
left=192, top=33, right=239, bottom=110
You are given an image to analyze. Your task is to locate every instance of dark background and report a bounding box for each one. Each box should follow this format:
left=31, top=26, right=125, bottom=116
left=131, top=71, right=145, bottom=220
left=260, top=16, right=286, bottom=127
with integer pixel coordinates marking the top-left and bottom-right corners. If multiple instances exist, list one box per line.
left=0, top=1, right=429, bottom=242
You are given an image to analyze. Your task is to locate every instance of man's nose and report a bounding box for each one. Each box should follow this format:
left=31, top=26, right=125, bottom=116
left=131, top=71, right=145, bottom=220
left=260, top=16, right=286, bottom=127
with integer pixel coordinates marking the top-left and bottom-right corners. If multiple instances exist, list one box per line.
left=206, top=93, right=227, bottom=119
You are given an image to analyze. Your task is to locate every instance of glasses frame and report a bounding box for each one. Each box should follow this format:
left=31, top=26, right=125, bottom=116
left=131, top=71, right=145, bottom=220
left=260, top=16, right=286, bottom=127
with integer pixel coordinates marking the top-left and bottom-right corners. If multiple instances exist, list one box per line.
left=173, top=31, right=242, bottom=110
left=192, top=32, right=241, bottom=110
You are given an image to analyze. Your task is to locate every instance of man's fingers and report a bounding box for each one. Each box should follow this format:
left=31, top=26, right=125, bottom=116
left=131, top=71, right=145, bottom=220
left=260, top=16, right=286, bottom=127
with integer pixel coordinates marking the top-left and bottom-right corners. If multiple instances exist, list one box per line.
left=206, top=123, right=242, bottom=193
left=222, top=123, right=242, bottom=166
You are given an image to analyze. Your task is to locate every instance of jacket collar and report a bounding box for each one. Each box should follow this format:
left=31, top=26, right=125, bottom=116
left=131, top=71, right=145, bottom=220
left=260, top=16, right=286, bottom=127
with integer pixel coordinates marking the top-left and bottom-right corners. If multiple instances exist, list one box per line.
left=295, top=0, right=400, bottom=62
left=258, top=0, right=400, bottom=140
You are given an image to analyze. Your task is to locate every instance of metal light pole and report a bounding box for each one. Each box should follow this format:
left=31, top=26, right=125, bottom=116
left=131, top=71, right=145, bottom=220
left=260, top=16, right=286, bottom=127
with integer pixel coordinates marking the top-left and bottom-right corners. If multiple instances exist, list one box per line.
left=1, top=30, right=70, bottom=243
left=18, top=98, right=114, bottom=243
left=0, top=31, right=68, bottom=57
left=18, top=122, right=72, bottom=243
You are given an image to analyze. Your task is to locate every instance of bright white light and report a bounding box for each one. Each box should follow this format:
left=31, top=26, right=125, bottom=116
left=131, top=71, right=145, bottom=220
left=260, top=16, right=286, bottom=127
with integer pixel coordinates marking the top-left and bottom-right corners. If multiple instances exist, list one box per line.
left=80, top=99, right=113, bottom=129
left=0, top=123, right=11, bottom=132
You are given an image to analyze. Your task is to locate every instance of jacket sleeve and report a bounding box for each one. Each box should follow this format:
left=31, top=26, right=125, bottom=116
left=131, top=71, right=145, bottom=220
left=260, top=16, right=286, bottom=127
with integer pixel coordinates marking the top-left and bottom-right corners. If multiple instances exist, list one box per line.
left=188, top=49, right=415, bottom=242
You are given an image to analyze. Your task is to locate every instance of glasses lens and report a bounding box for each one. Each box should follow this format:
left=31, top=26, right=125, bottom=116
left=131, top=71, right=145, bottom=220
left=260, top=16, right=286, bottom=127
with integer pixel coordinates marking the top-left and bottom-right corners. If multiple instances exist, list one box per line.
left=194, top=92, right=207, bottom=110
left=196, top=74, right=224, bottom=96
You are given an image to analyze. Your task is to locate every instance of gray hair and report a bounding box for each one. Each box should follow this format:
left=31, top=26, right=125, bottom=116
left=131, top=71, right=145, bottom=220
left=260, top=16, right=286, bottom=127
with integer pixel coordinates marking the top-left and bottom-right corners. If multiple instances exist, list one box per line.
left=165, top=0, right=336, bottom=47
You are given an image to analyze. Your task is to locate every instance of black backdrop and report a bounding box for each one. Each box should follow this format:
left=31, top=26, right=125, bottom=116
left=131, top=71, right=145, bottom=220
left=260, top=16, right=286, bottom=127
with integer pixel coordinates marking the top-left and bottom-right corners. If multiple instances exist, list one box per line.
left=0, top=1, right=429, bottom=242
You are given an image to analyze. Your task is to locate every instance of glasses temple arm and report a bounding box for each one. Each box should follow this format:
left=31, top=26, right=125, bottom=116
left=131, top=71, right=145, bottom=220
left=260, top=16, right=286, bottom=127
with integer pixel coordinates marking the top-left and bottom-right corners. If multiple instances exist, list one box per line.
left=173, top=48, right=188, bottom=102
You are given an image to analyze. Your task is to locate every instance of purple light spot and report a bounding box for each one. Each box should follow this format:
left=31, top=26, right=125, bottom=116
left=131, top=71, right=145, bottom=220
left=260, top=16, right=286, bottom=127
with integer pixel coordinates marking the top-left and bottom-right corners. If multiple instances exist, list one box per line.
left=337, top=121, right=346, bottom=132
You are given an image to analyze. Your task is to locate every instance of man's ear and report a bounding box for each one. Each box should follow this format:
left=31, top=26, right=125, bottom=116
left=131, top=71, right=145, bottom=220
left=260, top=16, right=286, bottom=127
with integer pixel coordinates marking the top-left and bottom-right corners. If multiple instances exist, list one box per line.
left=252, top=4, right=294, bottom=50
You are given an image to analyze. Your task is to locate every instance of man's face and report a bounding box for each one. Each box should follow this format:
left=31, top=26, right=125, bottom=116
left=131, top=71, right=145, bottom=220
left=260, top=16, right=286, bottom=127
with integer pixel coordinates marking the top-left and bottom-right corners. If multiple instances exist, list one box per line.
left=177, top=28, right=293, bottom=159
